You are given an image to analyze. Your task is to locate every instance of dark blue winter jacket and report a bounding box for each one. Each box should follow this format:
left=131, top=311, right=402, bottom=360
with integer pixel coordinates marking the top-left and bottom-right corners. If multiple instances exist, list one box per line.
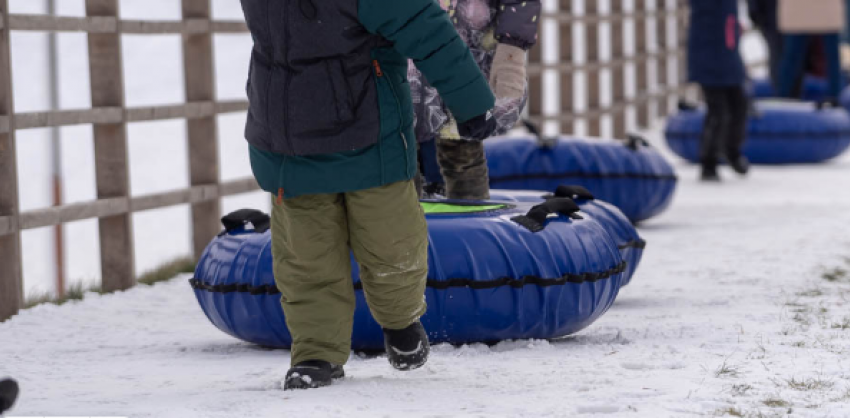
left=688, top=0, right=746, bottom=86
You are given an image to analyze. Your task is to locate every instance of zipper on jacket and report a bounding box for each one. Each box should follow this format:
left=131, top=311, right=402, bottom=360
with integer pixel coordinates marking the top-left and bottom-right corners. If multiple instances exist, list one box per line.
left=282, top=2, right=293, bottom=153
left=374, top=60, right=409, bottom=152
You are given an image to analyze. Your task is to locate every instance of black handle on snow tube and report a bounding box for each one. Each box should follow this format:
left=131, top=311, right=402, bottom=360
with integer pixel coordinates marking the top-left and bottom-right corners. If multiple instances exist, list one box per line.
left=220, top=209, right=271, bottom=235
left=623, top=134, right=651, bottom=151
left=512, top=198, right=583, bottom=233
left=553, top=185, right=595, bottom=201
left=522, top=120, right=559, bottom=148
left=677, top=99, right=698, bottom=112
left=0, top=378, right=19, bottom=415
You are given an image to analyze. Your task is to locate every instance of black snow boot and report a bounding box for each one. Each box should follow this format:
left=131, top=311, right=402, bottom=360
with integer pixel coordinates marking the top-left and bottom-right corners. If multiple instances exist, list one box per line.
left=700, top=164, right=721, bottom=182
left=283, top=361, right=344, bottom=390
left=383, top=321, right=430, bottom=371
left=0, top=378, right=19, bottom=414
left=728, top=154, right=750, bottom=176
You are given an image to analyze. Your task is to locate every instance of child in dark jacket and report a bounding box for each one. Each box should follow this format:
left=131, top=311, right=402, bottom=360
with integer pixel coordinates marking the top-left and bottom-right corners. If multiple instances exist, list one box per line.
left=239, top=0, right=497, bottom=389
left=688, top=0, right=750, bottom=181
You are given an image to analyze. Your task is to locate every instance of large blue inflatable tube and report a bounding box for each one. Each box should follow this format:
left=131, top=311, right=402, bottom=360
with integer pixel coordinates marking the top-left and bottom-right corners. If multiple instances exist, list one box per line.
left=191, top=200, right=625, bottom=350
left=665, top=101, right=850, bottom=164
left=485, top=135, right=678, bottom=223
left=488, top=186, right=645, bottom=287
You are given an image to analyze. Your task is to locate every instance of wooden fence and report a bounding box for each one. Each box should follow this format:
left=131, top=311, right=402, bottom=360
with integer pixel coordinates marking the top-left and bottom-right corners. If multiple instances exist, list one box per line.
left=0, top=0, right=691, bottom=321
left=527, top=0, right=690, bottom=137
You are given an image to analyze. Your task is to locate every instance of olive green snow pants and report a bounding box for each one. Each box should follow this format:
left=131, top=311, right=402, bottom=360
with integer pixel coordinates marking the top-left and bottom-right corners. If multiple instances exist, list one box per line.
left=271, top=180, right=428, bottom=366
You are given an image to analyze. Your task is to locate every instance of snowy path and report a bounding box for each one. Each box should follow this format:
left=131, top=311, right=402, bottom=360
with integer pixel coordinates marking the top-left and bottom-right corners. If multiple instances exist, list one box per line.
left=2, top=149, right=850, bottom=417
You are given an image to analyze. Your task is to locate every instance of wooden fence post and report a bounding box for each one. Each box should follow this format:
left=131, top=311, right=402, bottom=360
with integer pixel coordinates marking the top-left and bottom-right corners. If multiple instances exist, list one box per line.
left=611, top=1, right=627, bottom=138
left=0, top=0, right=23, bottom=321
left=656, top=0, right=670, bottom=117
left=677, top=0, right=691, bottom=101
left=182, top=0, right=221, bottom=261
left=635, top=0, right=650, bottom=128
left=559, top=0, right=574, bottom=134
left=584, top=0, right=601, bottom=137
left=86, top=0, right=135, bottom=292
left=527, top=23, right=544, bottom=130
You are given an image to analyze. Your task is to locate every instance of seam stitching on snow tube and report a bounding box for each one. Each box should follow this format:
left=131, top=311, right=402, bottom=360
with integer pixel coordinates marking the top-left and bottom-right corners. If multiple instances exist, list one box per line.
left=189, top=261, right=627, bottom=295
left=490, top=172, right=679, bottom=182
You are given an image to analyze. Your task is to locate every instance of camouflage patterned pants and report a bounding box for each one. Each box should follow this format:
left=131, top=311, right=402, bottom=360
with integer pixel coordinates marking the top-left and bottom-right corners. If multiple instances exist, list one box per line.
left=417, top=138, right=490, bottom=200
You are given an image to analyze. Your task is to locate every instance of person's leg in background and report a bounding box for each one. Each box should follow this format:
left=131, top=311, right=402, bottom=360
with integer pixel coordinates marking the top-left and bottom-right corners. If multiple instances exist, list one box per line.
left=778, top=34, right=811, bottom=98
left=436, top=135, right=491, bottom=200
left=346, top=180, right=430, bottom=370
left=723, top=84, right=751, bottom=175
left=822, top=33, right=844, bottom=100
left=271, top=193, right=354, bottom=370
left=700, top=85, right=730, bottom=181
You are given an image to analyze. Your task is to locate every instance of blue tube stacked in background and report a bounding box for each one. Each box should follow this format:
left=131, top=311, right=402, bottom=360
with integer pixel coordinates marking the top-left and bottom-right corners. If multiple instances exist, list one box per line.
left=666, top=101, right=850, bottom=164
left=485, top=135, right=678, bottom=223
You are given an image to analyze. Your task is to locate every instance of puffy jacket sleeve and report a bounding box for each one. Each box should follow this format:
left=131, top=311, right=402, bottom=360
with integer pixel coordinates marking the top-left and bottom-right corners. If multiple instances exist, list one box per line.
left=495, top=0, right=542, bottom=50
left=359, top=0, right=495, bottom=123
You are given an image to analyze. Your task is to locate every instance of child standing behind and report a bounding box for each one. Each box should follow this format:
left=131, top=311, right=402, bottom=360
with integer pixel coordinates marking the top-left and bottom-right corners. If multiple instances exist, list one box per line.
left=239, top=0, right=497, bottom=389
left=410, top=0, right=541, bottom=199
left=688, top=0, right=750, bottom=181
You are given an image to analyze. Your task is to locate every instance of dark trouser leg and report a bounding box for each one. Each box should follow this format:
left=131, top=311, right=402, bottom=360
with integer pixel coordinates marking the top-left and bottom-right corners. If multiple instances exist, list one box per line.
left=700, top=85, right=730, bottom=168
left=778, top=34, right=810, bottom=98
left=724, top=85, right=749, bottom=161
left=822, top=33, right=844, bottom=99
left=763, top=26, right=785, bottom=90
left=436, top=138, right=490, bottom=200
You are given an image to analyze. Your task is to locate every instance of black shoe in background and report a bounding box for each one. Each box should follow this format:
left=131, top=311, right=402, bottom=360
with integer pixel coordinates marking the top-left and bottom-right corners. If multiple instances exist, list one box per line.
left=728, top=155, right=750, bottom=176
left=283, top=361, right=344, bottom=390
left=0, top=378, right=19, bottom=414
left=383, top=321, right=430, bottom=371
left=700, top=164, right=721, bottom=182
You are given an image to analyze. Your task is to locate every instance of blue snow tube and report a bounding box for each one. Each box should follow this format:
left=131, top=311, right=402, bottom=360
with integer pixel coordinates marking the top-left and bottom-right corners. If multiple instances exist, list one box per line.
left=488, top=186, right=645, bottom=287
left=751, top=76, right=829, bottom=102
left=485, top=130, right=677, bottom=223
left=839, top=86, right=850, bottom=114
left=665, top=101, right=850, bottom=164
left=191, top=201, right=625, bottom=350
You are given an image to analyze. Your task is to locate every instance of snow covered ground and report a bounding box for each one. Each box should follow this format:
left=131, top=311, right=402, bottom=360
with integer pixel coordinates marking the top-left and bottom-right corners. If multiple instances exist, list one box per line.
left=3, top=141, right=850, bottom=417
left=5, top=1, right=850, bottom=417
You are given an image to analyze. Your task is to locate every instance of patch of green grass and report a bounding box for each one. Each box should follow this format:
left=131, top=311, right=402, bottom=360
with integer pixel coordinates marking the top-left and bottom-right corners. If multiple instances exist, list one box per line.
left=830, top=316, right=850, bottom=330
left=786, top=377, right=835, bottom=392
left=24, top=282, right=103, bottom=309
left=822, top=267, right=848, bottom=283
left=762, top=398, right=791, bottom=408
left=137, top=256, right=195, bottom=286
left=715, top=360, right=741, bottom=378
left=796, top=288, right=824, bottom=298
left=730, top=384, right=753, bottom=396
left=791, top=313, right=811, bottom=326
left=715, top=407, right=745, bottom=417
left=23, top=256, right=195, bottom=310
